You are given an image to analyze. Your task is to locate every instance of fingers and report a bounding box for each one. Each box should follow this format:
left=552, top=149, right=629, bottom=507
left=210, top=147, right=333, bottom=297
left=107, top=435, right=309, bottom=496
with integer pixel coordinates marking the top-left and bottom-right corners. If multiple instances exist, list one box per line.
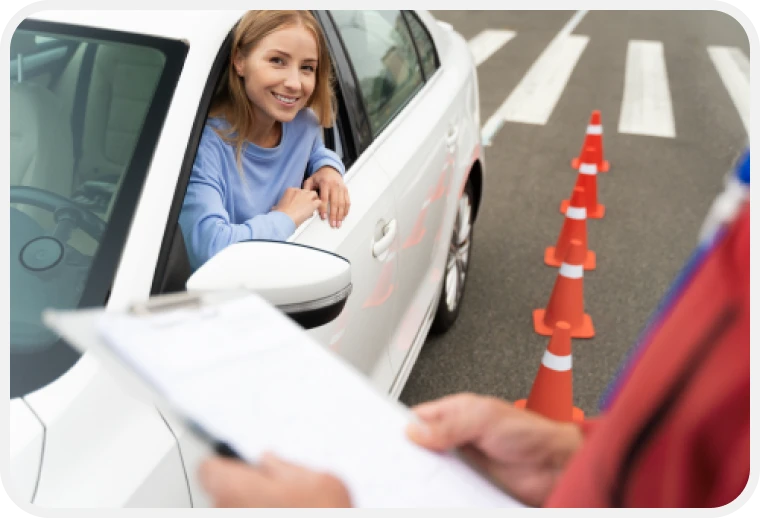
left=337, top=189, right=349, bottom=227
left=329, top=187, right=340, bottom=228
left=199, top=457, right=269, bottom=507
left=303, top=169, right=350, bottom=229
left=319, top=184, right=330, bottom=221
left=329, top=185, right=350, bottom=228
left=311, top=190, right=322, bottom=216
left=406, top=393, right=505, bottom=452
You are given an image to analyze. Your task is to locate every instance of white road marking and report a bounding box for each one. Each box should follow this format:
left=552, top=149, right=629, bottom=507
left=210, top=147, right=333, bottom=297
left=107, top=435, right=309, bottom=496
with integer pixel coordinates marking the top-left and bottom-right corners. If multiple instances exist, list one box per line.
left=468, top=29, right=516, bottom=67
left=481, top=10, right=589, bottom=145
left=707, top=45, right=750, bottom=135
left=618, top=40, right=676, bottom=138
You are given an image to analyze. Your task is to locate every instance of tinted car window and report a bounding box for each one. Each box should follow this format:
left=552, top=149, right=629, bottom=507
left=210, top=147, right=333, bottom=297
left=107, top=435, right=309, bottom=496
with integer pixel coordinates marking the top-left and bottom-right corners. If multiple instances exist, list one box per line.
left=331, top=10, right=424, bottom=137
left=403, top=11, right=438, bottom=80
left=10, top=21, right=186, bottom=398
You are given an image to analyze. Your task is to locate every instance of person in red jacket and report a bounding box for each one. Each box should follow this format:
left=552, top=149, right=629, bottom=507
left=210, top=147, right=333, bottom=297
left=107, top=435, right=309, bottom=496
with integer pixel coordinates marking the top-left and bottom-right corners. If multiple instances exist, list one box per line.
left=407, top=201, right=750, bottom=508
left=199, top=154, right=750, bottom=508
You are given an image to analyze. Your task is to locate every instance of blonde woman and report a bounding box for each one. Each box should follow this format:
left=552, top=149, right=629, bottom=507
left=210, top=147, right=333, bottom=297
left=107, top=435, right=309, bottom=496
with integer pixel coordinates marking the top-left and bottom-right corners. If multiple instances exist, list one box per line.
left=180, top=10, right=349, bottom=271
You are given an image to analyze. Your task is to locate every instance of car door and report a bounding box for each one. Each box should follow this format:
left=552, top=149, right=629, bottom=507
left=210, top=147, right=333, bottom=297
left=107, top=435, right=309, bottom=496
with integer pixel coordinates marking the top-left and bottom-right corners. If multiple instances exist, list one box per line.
left=289, top=13, right=398, bottom=393
left=329, top=10, right=458, bottom=373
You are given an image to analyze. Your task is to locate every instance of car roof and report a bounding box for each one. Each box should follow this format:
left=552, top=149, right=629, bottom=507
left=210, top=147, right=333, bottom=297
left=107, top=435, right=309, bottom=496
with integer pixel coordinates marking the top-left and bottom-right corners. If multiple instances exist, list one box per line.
left=26, top=10, right=246, bottom=44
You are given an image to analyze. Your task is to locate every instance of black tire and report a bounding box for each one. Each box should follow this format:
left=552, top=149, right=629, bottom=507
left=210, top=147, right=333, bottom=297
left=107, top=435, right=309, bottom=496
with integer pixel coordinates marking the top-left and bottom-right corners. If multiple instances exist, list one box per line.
left=430, top=180, right=475, bottom=335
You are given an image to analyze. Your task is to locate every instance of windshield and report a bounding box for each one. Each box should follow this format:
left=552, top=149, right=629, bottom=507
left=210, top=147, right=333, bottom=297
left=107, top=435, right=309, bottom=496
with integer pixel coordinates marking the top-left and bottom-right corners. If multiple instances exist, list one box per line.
left=10, top=20, right=187, bottom=398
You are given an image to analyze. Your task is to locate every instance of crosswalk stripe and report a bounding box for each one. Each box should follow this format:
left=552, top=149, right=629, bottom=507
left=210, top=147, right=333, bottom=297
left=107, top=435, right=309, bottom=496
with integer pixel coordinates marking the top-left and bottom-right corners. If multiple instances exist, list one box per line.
left=481, top=10, right=589, bottom=145
left=484, top=35, right=589, bottom=129
left=618, top=40, right=676, bottom=138
left=468, top=29, right=516, bottom=67
left=707, top=46, right=750, bottom=135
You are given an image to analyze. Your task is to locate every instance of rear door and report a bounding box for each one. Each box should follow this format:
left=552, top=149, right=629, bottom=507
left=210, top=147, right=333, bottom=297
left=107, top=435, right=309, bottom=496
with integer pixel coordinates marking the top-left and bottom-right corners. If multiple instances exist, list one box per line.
left=292, top=12, right=398, bottom=392
left=329, top=10, right=458, bottom=372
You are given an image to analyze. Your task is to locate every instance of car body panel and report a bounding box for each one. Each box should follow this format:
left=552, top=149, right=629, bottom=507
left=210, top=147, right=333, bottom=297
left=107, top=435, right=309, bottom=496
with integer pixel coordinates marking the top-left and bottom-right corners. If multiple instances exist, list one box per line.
left=11, top=9, right=483, bottom=507
left=9, top=399, right=44, bottom=503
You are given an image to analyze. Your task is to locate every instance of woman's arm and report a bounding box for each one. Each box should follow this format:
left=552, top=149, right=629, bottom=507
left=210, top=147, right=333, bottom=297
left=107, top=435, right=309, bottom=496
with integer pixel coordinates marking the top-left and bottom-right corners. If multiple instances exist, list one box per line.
left=306, top=130, right=345, bottom=178
left=303, top=129, right=350, bottom=228
left=179, top=143, right=295, bottom=271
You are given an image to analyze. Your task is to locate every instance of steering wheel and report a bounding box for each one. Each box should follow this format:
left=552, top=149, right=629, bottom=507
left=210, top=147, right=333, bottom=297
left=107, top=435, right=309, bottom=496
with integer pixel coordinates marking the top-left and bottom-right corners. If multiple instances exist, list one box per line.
left=10, top=186, right=105, bottom=353
left=10, top=185, right=106, bottom=242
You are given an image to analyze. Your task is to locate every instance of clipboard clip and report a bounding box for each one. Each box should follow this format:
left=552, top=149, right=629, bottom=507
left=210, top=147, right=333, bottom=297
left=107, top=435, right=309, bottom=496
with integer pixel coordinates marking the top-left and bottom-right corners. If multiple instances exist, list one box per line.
left=129, top=292, right=207, bottom=316
left=128, top=289, right=252, bottom=317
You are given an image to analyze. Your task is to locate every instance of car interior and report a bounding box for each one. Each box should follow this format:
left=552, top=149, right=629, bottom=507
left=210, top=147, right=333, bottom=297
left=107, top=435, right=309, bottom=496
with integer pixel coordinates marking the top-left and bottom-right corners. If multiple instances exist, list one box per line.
left=10, top=28, right=167, bottom=352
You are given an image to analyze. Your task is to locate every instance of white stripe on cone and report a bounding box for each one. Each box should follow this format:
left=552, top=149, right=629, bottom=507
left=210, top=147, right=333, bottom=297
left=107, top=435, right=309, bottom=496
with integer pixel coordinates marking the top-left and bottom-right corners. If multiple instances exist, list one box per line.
left=565, top=206, right=587, bottom=220
left=559, top=263, right=583, bottom=279
left=579, top=163, right=598, bottom=175
left=542, top=350, right=572, bottom=371
left=586, top=124, right=603, bottom=135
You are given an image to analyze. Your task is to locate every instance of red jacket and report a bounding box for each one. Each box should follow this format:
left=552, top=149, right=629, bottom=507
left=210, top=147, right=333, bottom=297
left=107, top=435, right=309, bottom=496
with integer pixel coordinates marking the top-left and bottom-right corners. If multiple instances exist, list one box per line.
left=546, top=203, right=749, bottom=507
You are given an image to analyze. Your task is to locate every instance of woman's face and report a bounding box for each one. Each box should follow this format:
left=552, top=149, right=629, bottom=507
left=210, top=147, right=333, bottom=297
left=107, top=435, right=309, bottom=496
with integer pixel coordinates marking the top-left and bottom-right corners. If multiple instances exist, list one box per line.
left=234, top=24, right=318, bottom=124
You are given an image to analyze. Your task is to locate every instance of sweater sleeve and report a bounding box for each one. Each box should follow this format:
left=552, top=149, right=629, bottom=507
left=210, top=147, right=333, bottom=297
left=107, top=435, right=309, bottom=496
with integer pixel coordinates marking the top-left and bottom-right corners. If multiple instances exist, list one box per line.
left=179, top=138, right=296, bottom=271
left=306, top=129, right=345, bottom=177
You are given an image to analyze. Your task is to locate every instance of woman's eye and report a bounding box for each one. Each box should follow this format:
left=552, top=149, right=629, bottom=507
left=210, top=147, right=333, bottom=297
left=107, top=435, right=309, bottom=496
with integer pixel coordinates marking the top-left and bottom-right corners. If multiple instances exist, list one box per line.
left=302, top=65, right=315, bottom=72
left=270, top=57, right=284, bottom=65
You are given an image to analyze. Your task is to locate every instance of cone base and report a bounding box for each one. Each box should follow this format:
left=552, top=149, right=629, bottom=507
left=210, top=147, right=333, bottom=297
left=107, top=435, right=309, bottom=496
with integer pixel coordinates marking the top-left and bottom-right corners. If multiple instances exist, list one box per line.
left=544, top=247, right=596, bottom=270
left=515, top=399, right=585, bottom=423
left=572, top=157, right=609, bottom=173
left=533, top=308, right=595, bottom=339
left=561, top=200, right=605, bottom=219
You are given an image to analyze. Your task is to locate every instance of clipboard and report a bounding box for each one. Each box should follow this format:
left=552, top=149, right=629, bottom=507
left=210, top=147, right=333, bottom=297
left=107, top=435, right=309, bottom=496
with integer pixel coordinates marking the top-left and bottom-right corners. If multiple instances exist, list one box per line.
left=43, top=290, right=253, bottom=459
left=43, top=290, right=525, bottom=508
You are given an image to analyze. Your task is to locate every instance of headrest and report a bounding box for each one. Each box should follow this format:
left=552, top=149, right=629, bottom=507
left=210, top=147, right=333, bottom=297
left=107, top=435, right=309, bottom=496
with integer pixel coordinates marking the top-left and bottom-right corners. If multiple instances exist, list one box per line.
left=10, top=31, right=37, bottom=57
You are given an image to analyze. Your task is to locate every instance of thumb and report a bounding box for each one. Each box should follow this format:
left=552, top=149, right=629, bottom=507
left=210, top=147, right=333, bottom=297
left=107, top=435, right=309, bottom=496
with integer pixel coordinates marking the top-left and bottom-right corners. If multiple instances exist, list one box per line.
left=303, top=177, right=315, bottom=191
left=199, top=457, right=250, bottom=497
left=406, top=393, right=503, bottom=452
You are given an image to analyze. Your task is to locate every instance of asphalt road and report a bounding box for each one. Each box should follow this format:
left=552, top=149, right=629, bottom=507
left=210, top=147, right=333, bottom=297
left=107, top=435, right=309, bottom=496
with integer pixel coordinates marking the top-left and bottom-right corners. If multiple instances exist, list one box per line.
left=399, top=11, right=749, bottom=415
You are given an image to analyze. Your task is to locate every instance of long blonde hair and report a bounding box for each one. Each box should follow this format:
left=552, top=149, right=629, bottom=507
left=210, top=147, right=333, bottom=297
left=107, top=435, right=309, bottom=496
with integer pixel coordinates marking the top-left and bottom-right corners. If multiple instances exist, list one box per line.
left=210, top=10, right=335, bottom=169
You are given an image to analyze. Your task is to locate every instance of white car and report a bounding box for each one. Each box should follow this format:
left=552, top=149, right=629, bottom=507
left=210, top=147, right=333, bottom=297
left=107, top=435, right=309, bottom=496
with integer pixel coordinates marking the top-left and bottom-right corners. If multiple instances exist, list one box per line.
left=9, top=10, right=484, bottom=507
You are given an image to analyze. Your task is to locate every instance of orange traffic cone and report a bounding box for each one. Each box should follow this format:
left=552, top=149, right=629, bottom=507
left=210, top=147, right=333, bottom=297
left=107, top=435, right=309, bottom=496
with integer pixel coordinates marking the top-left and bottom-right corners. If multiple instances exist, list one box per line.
left=561, top=145, right=605, bottom=219
left=533, top=239, right=595, bottom=338
left=515, top=321, right=584, bottom=422
left=546, top=187, right=596, bottom=270
left=571, top=110, right=609, bottom=173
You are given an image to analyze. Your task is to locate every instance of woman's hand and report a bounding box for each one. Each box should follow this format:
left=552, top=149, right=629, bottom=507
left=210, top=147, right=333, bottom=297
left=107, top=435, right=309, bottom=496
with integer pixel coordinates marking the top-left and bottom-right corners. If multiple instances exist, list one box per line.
left=272, top=187, right=322, bottom=228
left=303, top=167, right=350, bottom=228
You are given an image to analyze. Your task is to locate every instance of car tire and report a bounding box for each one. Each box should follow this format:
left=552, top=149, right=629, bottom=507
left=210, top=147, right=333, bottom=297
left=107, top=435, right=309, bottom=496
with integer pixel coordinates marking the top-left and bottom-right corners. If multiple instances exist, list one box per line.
left=430, top=180, right=475, bottom=335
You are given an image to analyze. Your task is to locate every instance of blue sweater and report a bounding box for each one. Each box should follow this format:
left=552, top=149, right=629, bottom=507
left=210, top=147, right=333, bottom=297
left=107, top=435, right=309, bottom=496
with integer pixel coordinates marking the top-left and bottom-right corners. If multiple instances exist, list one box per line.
left=179, top=110, right=345, bottom=271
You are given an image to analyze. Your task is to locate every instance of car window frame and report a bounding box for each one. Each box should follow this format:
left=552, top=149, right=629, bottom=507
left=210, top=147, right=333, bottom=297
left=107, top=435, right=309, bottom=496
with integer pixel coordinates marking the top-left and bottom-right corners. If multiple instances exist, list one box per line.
left=10, top=19, right=188, bottom=399
left=325, top=10, right=428, bottom=146
left=317, top=10, right=372, bottom=159
left=401, top=10, right=440, bottom=81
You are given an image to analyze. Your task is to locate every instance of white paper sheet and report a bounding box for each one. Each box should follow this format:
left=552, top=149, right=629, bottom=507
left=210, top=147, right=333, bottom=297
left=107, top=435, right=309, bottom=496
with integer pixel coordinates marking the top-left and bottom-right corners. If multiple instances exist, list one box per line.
left=90, top=293, right=524, bottom=508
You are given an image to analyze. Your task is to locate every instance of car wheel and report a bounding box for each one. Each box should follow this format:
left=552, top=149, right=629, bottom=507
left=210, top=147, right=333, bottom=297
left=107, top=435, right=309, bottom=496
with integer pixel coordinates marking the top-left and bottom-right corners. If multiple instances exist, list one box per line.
left=430, top=180, right=474, bottom=335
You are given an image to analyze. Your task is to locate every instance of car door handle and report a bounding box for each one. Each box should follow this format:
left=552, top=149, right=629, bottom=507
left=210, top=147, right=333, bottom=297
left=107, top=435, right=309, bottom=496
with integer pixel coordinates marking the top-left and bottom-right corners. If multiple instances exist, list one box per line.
left=445, top=125, right=459, bottom=147
left=372, top=219, right=397, bottom=258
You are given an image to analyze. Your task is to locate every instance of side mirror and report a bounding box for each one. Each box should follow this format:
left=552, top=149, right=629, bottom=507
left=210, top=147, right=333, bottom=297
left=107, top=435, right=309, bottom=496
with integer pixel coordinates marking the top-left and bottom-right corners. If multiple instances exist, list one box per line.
left=186, top=241, right=352, bottom=330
